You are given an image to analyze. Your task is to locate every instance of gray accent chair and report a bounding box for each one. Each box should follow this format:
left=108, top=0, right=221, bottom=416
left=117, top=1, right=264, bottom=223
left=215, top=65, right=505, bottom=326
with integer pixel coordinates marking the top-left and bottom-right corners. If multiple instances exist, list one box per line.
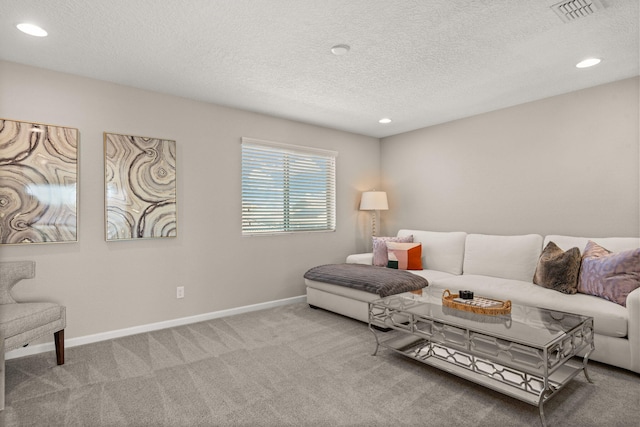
left=0, top=261, right=66, bottom=411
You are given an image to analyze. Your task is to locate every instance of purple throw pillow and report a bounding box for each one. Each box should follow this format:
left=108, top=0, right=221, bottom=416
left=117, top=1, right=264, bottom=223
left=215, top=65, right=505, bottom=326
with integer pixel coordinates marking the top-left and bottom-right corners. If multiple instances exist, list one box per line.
left=372, top=235, right=413, bottom=266
left=578, top=240, right=640, bottom=307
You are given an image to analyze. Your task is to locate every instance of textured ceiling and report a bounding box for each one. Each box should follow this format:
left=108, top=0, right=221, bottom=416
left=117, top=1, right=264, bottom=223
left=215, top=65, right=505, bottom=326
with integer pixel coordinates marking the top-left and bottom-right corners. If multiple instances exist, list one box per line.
left=0, top=0, right=638, bottom=138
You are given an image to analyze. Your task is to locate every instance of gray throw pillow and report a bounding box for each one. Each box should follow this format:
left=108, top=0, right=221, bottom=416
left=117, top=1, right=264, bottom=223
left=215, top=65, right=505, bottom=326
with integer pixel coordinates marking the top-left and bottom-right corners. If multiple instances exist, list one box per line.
left=533, top=241, right=581, bottom=294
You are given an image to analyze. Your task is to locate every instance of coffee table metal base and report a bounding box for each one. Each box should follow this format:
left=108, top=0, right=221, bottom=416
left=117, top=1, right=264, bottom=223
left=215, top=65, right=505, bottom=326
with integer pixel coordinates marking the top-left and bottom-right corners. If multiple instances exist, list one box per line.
left=369, top=298, right=594, bottom=427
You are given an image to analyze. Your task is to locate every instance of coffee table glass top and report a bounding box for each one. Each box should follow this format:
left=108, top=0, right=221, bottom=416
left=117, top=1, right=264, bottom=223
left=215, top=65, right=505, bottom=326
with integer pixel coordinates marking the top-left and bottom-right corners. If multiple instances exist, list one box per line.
left=370, top=293, right=592, bottom=348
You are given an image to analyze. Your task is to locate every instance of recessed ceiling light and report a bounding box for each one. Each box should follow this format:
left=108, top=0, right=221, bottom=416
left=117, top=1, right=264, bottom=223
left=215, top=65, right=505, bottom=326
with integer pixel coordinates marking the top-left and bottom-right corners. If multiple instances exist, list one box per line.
left=331, top=44, right=350, bottom=55
left=17, top=23, right=48, bottom=37
left=576, top=58, right=601, bottom=68
left=378, top=118, right=392, bottom=124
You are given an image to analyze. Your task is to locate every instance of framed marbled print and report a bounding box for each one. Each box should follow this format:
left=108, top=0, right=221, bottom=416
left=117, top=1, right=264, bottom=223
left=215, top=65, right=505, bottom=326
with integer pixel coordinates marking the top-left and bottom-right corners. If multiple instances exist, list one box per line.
left=104, top=132, right=176, bottom=241
left=0, top=118, right=78, bottom=244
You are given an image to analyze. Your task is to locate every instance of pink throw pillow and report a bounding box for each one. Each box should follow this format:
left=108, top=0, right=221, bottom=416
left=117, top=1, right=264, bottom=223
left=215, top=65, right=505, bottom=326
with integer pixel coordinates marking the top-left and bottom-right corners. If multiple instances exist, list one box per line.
left=372, top=235, right=413, bottom=266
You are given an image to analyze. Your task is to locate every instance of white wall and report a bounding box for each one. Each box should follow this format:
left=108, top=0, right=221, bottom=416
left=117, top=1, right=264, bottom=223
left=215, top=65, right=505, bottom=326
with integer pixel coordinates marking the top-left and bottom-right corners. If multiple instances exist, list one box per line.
left=0, top=61, right=381, bottom=340
left=380, top=77, right=640, bottom=238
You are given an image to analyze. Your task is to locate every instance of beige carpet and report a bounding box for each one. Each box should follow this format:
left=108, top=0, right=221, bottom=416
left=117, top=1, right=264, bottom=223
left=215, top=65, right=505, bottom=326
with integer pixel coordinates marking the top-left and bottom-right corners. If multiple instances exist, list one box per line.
left=2, top=302, right=639, bottom=426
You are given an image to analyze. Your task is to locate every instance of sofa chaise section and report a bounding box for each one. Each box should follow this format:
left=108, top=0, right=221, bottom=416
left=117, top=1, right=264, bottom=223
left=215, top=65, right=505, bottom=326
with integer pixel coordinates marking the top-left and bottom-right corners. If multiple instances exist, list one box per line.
left=305, top=230, right=466, bottom=322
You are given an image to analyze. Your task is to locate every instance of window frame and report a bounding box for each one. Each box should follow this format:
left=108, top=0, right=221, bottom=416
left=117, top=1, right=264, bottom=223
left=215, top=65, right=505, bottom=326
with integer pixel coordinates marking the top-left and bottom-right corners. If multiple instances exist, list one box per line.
left=241, top=137, right=337, bottom=236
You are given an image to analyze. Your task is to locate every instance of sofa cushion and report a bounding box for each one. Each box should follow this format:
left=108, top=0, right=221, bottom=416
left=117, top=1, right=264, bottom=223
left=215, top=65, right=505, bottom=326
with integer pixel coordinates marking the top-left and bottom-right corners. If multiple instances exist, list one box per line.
left=372, top=235, right=413, bottom=266
left=462, top=234, right=543, bottom=282
left=533, top=241, right=581, bottom=294
left=306, top=269, right=455, bottom=302
left=578, top=241, right=640, bottom=307
left=397, top=230, right=467, bottom=275
left=306, top=279, right=385, bottom=302
left=387, top=242, right=423, bottom=270
left=408, top=269, right=457, bottom=283
left=544, top=235, right=640, bottom=254
left=428, top=274, right=628, bottom=338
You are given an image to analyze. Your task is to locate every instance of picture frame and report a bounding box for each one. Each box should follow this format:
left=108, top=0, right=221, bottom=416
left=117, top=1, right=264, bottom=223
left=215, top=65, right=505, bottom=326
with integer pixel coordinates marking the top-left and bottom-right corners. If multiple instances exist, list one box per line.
left=104, top=132, right=177, bottom=241
left=0, top=118, right=79, bottom=244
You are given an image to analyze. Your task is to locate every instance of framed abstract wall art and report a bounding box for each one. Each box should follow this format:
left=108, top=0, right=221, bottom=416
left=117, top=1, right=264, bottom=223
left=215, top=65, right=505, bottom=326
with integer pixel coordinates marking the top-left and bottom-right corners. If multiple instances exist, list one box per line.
left=0, top=118, right=78, bottom=244
left=104, top=132, right=177, bottom=241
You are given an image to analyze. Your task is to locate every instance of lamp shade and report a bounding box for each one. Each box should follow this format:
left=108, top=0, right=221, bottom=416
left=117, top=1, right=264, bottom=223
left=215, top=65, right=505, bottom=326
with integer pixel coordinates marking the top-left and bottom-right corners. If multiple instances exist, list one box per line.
left=359, top=191, right=388, bottom=211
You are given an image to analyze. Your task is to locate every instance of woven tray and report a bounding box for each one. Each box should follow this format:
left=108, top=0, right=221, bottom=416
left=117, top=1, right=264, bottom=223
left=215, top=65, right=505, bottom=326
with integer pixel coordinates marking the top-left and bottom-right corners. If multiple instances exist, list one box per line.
left=442, top=289, right=511, bottom=316
left=442, top=306, right=512, bottom=325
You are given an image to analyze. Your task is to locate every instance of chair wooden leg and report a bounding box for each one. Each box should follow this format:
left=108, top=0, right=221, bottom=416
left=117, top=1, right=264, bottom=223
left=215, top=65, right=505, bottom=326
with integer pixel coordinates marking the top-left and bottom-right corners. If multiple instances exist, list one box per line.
left=54, top=330, right=64, bottom=365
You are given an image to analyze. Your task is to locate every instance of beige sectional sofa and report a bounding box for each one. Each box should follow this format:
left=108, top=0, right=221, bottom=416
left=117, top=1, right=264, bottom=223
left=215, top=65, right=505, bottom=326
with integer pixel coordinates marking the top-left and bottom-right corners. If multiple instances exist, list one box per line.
left=305, top=229, right=640, bottom=374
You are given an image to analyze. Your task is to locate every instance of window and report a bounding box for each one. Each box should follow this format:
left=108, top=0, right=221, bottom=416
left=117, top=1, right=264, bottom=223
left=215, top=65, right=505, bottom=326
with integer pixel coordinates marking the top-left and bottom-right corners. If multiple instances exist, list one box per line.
left=241, top=137, right=337, bottom=235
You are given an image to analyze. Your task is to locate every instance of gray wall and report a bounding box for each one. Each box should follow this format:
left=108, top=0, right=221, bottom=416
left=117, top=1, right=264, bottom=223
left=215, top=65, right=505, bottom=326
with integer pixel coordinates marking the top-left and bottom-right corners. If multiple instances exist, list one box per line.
left=380, top=77, right=640, bottom=238
left=0, top=61, right=380, bottom=340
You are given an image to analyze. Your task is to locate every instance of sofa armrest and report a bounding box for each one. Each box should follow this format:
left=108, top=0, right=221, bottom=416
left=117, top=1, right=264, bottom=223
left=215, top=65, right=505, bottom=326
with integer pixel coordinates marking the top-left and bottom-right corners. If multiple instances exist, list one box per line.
left=346, top=253, right=373, bottom=265
left=627, top=287, right=640, bottom=373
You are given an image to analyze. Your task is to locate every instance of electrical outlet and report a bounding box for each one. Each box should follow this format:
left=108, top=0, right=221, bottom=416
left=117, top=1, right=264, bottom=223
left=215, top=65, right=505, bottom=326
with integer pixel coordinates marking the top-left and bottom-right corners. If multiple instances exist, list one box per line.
left=176, top=286, right=184, bottom=299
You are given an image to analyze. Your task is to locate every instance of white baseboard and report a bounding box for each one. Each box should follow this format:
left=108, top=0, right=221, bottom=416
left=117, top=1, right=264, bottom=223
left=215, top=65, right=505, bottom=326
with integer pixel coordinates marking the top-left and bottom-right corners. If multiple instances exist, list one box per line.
left=5, top=295, right=307, bottom=361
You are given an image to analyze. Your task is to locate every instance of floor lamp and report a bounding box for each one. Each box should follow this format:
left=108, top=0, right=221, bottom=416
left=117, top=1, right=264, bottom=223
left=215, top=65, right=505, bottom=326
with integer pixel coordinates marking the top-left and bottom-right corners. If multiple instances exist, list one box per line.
left=359, top=191, right=389, bottom=238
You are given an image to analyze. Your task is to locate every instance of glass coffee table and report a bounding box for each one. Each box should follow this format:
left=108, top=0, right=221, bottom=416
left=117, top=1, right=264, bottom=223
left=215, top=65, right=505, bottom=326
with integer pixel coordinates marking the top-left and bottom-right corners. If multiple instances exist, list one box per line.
left=368, top=292, right=594, bottom=427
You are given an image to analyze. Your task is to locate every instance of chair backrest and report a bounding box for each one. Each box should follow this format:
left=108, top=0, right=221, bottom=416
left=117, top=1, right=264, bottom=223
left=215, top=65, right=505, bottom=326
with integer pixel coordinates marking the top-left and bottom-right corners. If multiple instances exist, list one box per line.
left=0, top=261, right=35, bottom=304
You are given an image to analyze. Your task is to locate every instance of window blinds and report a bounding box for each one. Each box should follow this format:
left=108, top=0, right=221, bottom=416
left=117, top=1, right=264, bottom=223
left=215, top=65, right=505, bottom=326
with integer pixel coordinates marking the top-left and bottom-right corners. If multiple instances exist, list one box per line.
left=241, top=138, right=337, bottom=235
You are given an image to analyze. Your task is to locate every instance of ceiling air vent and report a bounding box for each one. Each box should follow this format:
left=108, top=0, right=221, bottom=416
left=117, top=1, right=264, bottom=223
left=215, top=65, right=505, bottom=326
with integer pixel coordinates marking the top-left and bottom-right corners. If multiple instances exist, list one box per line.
left=551, top=0, right=604, bottom=23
